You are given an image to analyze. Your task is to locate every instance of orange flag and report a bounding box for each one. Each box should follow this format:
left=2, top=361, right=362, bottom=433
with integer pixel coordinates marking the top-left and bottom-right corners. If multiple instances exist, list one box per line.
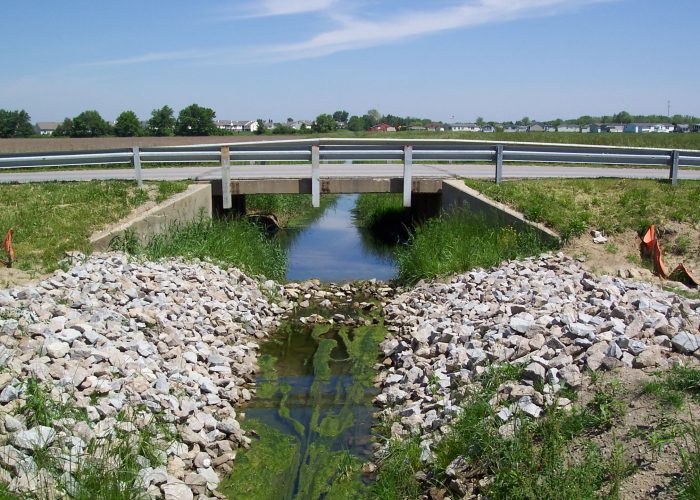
left=3, top=228, right=13, bottom=268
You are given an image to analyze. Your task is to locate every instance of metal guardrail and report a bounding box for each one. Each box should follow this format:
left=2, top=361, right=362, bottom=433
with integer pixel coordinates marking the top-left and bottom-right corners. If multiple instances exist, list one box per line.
left=1, top=138, right=699, bottom=208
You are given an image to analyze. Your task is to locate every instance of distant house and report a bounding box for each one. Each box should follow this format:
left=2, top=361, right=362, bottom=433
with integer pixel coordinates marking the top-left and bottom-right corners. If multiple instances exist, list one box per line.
left=503, top=125, right=518, bottom=133
left=692, top=124, right=700, bottom=133
left=215, top=120, right=259, bottom=133
left=587, top=124, right=606, bottom=133
left=557, top=124, right=580, bottom=133
left=481, top=125, right=496, bottom=133
left=35, top=122, right=59, bottom=136
left=290, top=120, right=314, bottom=131
left=407, top=126, right=427, bottom=131
left=624, top=123, right=674, bottom=133
left=369, top=123, right=396, bottom=132
left=528, top=123, right=546, bottom=132
left=604, top=124, right=625, bottom=133
left=447, top=122, right=481, bottom=132
left=675, top=124, right=691, bottom=133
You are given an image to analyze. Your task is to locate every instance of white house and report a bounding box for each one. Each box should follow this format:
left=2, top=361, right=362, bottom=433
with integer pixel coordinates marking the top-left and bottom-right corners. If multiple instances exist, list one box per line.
left=624, top=123, right=675, bottom=133
left=35, top=122, right=59, bottom=135
left=605, top=124, right=625, bottom=133
left=215, top=120, right=259, bottom=133
left=289, top=120, right=313, bottom=131
left=481, top=125, right=496, bottom=133
left=448, top=123, right=481, bottom=132
left=557, top=124, right=580, bottom=133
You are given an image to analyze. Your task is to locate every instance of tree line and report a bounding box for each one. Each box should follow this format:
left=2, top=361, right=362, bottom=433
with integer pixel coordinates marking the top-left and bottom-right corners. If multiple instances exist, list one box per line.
left=1, top=106, right=698, bottom=139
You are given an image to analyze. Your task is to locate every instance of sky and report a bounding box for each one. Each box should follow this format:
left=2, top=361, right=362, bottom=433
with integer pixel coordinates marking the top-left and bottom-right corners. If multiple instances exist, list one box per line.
left=2, top=0, right=698, bottom=123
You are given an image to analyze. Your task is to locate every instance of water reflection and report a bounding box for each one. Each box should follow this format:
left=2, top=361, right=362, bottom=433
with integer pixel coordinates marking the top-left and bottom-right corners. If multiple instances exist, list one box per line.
left=278, top=194, right=397, bottom=282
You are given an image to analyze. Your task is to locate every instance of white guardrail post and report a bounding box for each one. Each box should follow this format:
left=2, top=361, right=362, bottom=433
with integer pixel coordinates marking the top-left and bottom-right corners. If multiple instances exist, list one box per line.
left=221, top=146, right=232, bottom=209
left=403, top=145, right=413, bottom=207
left=311, top=144, right=320, bottom=208
left=131, top=146, right=142, bottom=188
left=670, top=150, right=680, bottom=186
left=495, top=144, right=504, bottom=184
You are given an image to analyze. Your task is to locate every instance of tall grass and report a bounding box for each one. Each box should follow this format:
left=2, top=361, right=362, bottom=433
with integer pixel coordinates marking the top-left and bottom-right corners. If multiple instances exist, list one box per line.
left=465, top=178, right=700, bottom=240
left=395, top=210, right=553, bottom=285
left=352, top=194, right=413, bottom=245
left=142, top=217, right=286, bottom=281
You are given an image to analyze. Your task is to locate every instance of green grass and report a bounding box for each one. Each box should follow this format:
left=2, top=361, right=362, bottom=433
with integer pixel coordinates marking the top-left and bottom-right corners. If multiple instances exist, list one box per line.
left=373, top=366, right=633, bottom=500
left=643, top=365, right=700, bottom=409
left=678, top=423, right=700, bottom=499
left=139, top=216, right=286, bottom=281
left=0, top=180, right=189, bottom=273
left=246, top=193, right=337, bottom=228
left=464, top=178, right=700, bottom=240
left=395, top=210, right=553, bottom=285
left=352, top=194, right=413, bottom=245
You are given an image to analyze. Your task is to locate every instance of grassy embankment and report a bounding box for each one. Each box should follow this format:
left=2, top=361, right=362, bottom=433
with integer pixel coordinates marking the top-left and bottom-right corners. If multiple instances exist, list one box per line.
left=0, top=180, right=188, bottom=274
left=464, top=178, right=700, bottom=241
left=114, top=194, right=337, bottom=282
left=373, top=364, right=700, bottom=499
left=352, top=194, right=553, bottom=285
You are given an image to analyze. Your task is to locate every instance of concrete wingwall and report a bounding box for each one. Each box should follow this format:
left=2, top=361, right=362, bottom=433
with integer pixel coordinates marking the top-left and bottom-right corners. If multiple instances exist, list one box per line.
left=90, top=183, right=212, bottom=251
left=441, top=179, right=560, bottom=244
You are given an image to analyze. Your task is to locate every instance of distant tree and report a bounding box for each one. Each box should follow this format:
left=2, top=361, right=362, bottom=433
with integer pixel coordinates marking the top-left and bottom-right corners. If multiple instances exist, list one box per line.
left=287, top=117, right=294, bottom=124
left=518, top=116, right=531, bottom=126
left=551, top=118, right=563, bottom=127
left=332, top=110, right=349, bottom=123
left=53, top=118, right=73, bottom=137
left=612, top=111, right=632, bottom=124
left=273, top=124, right=296, bottom=135
left=576, top=115, right=594, bottom=126
left=312, top=114, right=338, bottom=133
left=346, top=115, right=366, bottom=132
left=475, top=116, right=485, bottom=126
left=114, top=110, right=142, bottom=137
left=0, top=109, right=34, bottom=138
left=367, top=109, right=382, bottom=127
left=254, top=119, right=266, bottom=135
left=147, top=106, right=176, bottom=136
left=69, top=110, right=112, bottom=137
left=175, top=104, right=216, bottom=136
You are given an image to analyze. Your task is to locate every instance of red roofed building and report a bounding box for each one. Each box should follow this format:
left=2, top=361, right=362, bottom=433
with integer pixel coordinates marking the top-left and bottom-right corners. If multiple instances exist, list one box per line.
left=368, top=123, right=397, bottom=132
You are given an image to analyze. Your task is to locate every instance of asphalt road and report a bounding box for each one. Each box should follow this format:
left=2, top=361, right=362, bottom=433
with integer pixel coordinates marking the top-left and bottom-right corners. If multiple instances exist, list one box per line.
left=0, top=163, right=698, bottom=183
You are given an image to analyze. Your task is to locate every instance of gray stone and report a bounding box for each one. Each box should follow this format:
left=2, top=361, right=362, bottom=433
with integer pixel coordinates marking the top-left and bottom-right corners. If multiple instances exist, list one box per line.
left=671, top=332, right=700, bottom=354
left=12, top=426, right=56, bottom=450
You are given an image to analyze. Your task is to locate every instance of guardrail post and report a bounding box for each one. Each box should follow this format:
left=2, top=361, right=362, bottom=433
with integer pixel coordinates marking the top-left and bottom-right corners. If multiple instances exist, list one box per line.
left=132, top=146, right=143, bottom=188
left=495, top=144, right=504, bottom=184
left=670, top=150, right=680, bottom=186
left=311, top=145, right=320, bottom=208
left=403, top=145, right=413, bottom=207
left=221, top=146, right=232, bottom=209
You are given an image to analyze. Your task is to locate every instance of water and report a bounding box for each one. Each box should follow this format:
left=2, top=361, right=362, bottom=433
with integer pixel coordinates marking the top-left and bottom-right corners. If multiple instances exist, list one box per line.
left=221, top=304, right=385, bottom=499
left=280, top=194, right=396, bottom=282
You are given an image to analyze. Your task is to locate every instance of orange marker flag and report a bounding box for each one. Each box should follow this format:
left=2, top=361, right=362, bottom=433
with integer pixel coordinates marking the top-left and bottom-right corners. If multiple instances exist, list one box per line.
left=3, top=228, right=13, bottom=268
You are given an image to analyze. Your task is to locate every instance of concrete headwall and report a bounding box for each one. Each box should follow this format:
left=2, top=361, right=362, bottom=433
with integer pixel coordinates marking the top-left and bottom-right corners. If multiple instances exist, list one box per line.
left=90, top=183, right=212, bottom=251
left=441, top=179, right=560, bottom=244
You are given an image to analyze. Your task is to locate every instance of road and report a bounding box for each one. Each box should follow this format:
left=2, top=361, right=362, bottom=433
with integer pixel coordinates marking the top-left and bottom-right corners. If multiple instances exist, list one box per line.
left=0, top=163, right=698, bottom=184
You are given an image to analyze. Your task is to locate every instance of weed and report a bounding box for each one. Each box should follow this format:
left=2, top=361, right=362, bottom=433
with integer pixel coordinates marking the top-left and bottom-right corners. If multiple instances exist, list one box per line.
left=672, top=235, right=692, bottom=256
left=108, top=228, right=141, bottom=254
left=605, top=243, right=619, bottom=254
left=643, top=365, right=700, bottom=408
left=22, top=378, right=86, bottom=427
left=677, top=422, right=700, bottom=499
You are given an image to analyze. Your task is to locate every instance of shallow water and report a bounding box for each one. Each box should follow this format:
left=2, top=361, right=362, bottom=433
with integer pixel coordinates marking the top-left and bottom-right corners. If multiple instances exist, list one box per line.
left=279, top=194, right=397, bottom=282
left=221, top=304, right=384, bottom=499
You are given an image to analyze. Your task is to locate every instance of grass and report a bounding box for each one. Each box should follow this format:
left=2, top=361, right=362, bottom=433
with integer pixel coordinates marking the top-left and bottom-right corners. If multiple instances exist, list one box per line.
left=372, top=366, right=632, bottom=499
left=0, top=180, right=189, bottom=273
left=643, top=365, right=700, bottom=409
left=246, top=193, right=337, bottom=228
left=464, top=178, right=700, bottom=241
left=133, top=216, right=287, bottom=281
left=395, top=210, right=553, bottom=285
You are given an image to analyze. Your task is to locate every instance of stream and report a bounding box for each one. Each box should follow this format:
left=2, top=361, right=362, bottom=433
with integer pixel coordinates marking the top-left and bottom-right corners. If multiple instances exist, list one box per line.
left=221, top=195, right=397, bottom=499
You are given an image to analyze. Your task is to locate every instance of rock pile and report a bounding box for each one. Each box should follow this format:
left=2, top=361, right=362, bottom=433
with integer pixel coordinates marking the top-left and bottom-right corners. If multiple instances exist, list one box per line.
left=0, top=253, right=289, bottom=499
left=376, top=253, right=700, bottom=443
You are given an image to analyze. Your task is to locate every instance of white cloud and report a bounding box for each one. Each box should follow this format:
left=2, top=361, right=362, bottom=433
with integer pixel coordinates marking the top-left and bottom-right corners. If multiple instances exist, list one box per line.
left=257, top=0, right=610, bottom=60
left=235, top=0, right=337, bottom=18
left=84, top=50, right=202, bottom=67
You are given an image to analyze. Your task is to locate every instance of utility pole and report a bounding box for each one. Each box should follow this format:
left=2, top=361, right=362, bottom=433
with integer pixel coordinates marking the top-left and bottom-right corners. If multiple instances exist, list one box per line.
left=667, top=100, right=671, bottom=119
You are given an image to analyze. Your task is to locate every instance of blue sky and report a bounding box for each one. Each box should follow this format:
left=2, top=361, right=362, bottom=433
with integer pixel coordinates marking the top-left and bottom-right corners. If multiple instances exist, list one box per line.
left=2, top=0, right=698, bottom=123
